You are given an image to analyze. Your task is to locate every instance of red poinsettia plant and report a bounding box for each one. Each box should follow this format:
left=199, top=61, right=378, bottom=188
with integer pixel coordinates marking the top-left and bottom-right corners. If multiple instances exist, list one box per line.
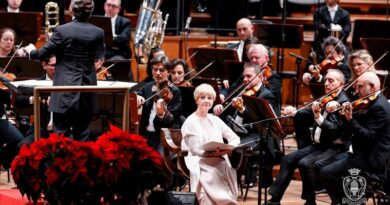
left=11, top=125, right=163, bottom=205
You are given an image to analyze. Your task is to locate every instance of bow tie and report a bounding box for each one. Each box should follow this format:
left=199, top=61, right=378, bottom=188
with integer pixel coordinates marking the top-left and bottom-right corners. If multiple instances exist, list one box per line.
left=328, top=7, right=337, bottom=12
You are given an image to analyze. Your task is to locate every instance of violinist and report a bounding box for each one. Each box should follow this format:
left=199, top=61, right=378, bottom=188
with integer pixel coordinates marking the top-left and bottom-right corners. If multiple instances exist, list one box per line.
left=169, top=58, right=192, bottom=87
left=319, top=72, right=390, bottom=205
left=303, top=37, right=351, bottom=98
left=267, top=69, right=350, bottom=205
left=214, top=62, right=278, bottom=188
left=0, top=28, right=28, bottom=58
left=136, top=54, right=182, bottom=151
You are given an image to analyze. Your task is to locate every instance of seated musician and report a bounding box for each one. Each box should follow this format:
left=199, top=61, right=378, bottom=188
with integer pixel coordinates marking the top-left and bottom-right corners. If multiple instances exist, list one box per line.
left=0, top=28, right=29, bottom=58
left=4, top=0, right=23, bottom=12
left=169, top=58, right=192, bottom=87
left=219, top=44, right=281, bottom=115
left=319, top=72, right=390, bottom=204
left=303, top=37, right=351, bottom=98
left=14, top=55, right=56, bottom=143
left=214, top=62, right=279, bottom=187
left=142, top=47, right=165, bottom=83
left=181, top=83, right=240, bottom=205
left=136, top=54, right=182, bottom=152
left=267, top=69, right=350, bottom=205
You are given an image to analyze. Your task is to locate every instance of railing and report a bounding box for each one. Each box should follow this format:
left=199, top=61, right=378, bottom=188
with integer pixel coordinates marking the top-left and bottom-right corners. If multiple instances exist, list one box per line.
left=33, top=86, right=130, bottom=140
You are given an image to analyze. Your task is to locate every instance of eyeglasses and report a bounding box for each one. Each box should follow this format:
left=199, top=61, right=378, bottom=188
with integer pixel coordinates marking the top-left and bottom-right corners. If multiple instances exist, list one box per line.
left=46, top=63, right=56, bottom=67
left=105, top=3, right=119, bottom=9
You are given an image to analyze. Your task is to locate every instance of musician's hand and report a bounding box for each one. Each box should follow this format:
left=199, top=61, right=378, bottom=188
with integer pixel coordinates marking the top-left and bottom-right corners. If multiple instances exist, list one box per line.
left=156, top=99, right=166, bottom=117
left=302, top=72, right=312, bottom=85
left=282, top=105, right=297, bottom=117
left=136, top=95, right=145, bottom=108
left=223, top=80, right=229, bottom=89
left=23, top=43, right=36, bottom=55
left=326, top=100, right=340, bottom=113
left=311, top=101, right=321, bottom=119
left=213, top=104, right=224, bottom=116
left=232, top=97, right=244, bottom=112
left=15, top=48, right=26, bottom=57
left=204, top=148, right=231, bottom=157
left=342, top=102, right=353, bottom=121
left=219, top=94, right=225, bottom=103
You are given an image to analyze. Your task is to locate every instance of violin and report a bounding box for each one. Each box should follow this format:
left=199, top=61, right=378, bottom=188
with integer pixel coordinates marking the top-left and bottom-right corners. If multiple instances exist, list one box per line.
left=155, top=80, right=173, bottom=104
left=243, top=84, right=260, bottom=96
left=319, top=89, right=338, bottom=107
left=350, top=95, right=377, bottom=111
left=177, top=80, right=192, bottom=87
left=96, top=67, right=112, bottom=81
left=313, top=57, right=341, bottom=74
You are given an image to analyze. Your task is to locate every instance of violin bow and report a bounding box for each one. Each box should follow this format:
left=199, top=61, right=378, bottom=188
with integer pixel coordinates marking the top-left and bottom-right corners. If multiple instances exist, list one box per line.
left=96, top=63, right=116, bottom=76
left=299, top=84, right=344, bottom=110
left=2, top=40, right=24, bottom=73
left=344, top=51, right=388, bottom=91
left=144, top=61, right=214, bottom=103
left=220, top=67, right=266, bottom=115
left=323, top=35, right=345, bottom=60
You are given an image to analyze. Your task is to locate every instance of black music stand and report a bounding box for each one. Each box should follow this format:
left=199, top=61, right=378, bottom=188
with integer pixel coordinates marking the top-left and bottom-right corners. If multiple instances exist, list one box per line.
left=89, top=15, right=114, bottom=47
left=178, top=86, right=196, bottom=118
left=223, top=60, right=245, bottom=87
left=242, top=95, right=286, bottom=205
left=103, top=59, right=133, bottom=82
left=0, top=57, right=44, bottom=78
left=0, top=12, right=42, bottom=45
left=352, top=20, right=390, bottom=49
left=188, top=47, right=239, bottom=80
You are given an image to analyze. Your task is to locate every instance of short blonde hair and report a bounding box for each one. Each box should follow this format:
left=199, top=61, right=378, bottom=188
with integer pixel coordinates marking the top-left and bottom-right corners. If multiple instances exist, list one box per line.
left=193, top=83, right=216, bottom=100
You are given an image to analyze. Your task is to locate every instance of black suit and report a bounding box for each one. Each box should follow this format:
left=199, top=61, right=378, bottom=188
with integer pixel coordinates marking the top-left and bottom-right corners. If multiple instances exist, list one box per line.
left=138, top=81, right=182, bottom=150
left=268, top=91, right=350, bottom=203
left=319, top=94, right=390, bottom=204
left=313, top=5, right=351, bottom=55
left=105, top=15, right=132, bottom=60
left=30, top=19, right=105, bottom=141
left=226, top=41, right=249, bottom=62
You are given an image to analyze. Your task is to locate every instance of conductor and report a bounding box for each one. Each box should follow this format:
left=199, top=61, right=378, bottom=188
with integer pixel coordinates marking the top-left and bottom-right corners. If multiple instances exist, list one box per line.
left=23, top=0, right=105, bottom=141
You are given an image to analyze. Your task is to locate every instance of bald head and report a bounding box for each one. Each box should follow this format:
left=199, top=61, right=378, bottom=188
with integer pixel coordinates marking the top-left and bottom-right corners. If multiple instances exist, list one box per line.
left=359, top=72, right=381, bottom=90
left=236, top=18, right=254, bottom=41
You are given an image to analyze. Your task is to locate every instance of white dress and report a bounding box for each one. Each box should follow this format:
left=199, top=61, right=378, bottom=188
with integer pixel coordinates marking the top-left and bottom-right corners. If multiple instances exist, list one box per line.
left=181, top=113, right=240, bottom=205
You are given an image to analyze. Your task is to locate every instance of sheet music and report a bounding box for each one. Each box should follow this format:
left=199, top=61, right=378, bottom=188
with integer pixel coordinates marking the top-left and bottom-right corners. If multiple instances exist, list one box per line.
left=202, top=141, right=235, bottom=152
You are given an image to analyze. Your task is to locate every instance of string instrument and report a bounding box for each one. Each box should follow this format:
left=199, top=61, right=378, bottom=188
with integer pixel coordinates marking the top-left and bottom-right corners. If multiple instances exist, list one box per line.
left=177, top=80, right=192, bottom=87
left=319, top=88, right=338, bottom=107
left=339, top=89, right=384, bottom=114
left=310, top=35, right=345, bottom=75
left=96, top=63, right=115, bottom=81
left=154, top=80, right=173, bottom=104
left=261, top=66, right=273, bottom=86
left=143, top=61, right=215, bottom=105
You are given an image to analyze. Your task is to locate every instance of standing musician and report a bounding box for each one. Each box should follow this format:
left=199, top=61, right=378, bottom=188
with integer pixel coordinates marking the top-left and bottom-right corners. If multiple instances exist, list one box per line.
left=136, top=54, right=182, bottom=152
left=214, top=62, right=278, bottom=187
left=169, top=58, right=192, bottom=87
left=267, top=69, right=350, bottom=205
left=303, top=37, right=351, bottom=98
left=227, top=18, right=255, bottom=62
left=319, top=72, right=390, bottom=205
left=312, top=0, right=351, bottom=59
left=23, top=0, right=105, bottom=141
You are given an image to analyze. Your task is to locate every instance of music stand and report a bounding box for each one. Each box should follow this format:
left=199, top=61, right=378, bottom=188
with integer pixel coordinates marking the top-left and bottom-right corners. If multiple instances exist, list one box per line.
left=242, top=95, right=286, bottom=205
left=223, top=60, right=245, bottom=86
left=352, top=20, right=390, bottom=49
left=103, top=59, right=132, bottom=82
left=0, top=12, right=42, bottom=45
left=188, top=47, right=239, bottom=80
left=178, top=86, right=196, bottom=118
left=89, top=15, right=114, bottom=47
left=192, top=78, right=222, bottom=105
left=0, top=57, right=44, bottom=78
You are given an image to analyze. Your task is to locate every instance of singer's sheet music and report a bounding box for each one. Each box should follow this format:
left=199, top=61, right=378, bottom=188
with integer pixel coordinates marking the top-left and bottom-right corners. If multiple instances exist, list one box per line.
left=202, top=141, right=235, bottom=152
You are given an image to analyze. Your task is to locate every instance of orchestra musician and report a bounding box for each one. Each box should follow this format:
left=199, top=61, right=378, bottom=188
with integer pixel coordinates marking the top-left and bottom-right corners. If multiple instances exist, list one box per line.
left=214, top=62, right=279, bottom=187
left=23, top=0, right=105, bottom=141
left=312, top=0, right=351, bottom=60
left=135, top=54, right=182, bottom=152
left=169, top=58, right=192, bottom=87
left=227, top=18, right=255, bottom=62
left=95, top=59, right=113, bottom=81
left=318, top=72, right=390, bottom=204
left=181, top=83, right=240, bottom=205
left=267, top=69, right=350, bottom=205
left=303, top=36, right=351, bottom=98
left=4, top=0, right=23, bottom=12
left=0, top=28, right=28, bottom=58
left=142, top=47, right=165, bottom=83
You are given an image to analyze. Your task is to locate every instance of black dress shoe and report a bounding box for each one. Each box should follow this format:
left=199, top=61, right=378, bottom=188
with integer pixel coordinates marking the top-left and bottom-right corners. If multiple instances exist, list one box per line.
left=262, top=200, right=281, bottom=205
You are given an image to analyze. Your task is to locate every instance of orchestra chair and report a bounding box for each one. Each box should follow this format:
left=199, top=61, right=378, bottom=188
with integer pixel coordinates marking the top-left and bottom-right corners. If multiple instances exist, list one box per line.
left=160, top=128, right=190, bottom=190
left=364, top=156, right=390, bottom=205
